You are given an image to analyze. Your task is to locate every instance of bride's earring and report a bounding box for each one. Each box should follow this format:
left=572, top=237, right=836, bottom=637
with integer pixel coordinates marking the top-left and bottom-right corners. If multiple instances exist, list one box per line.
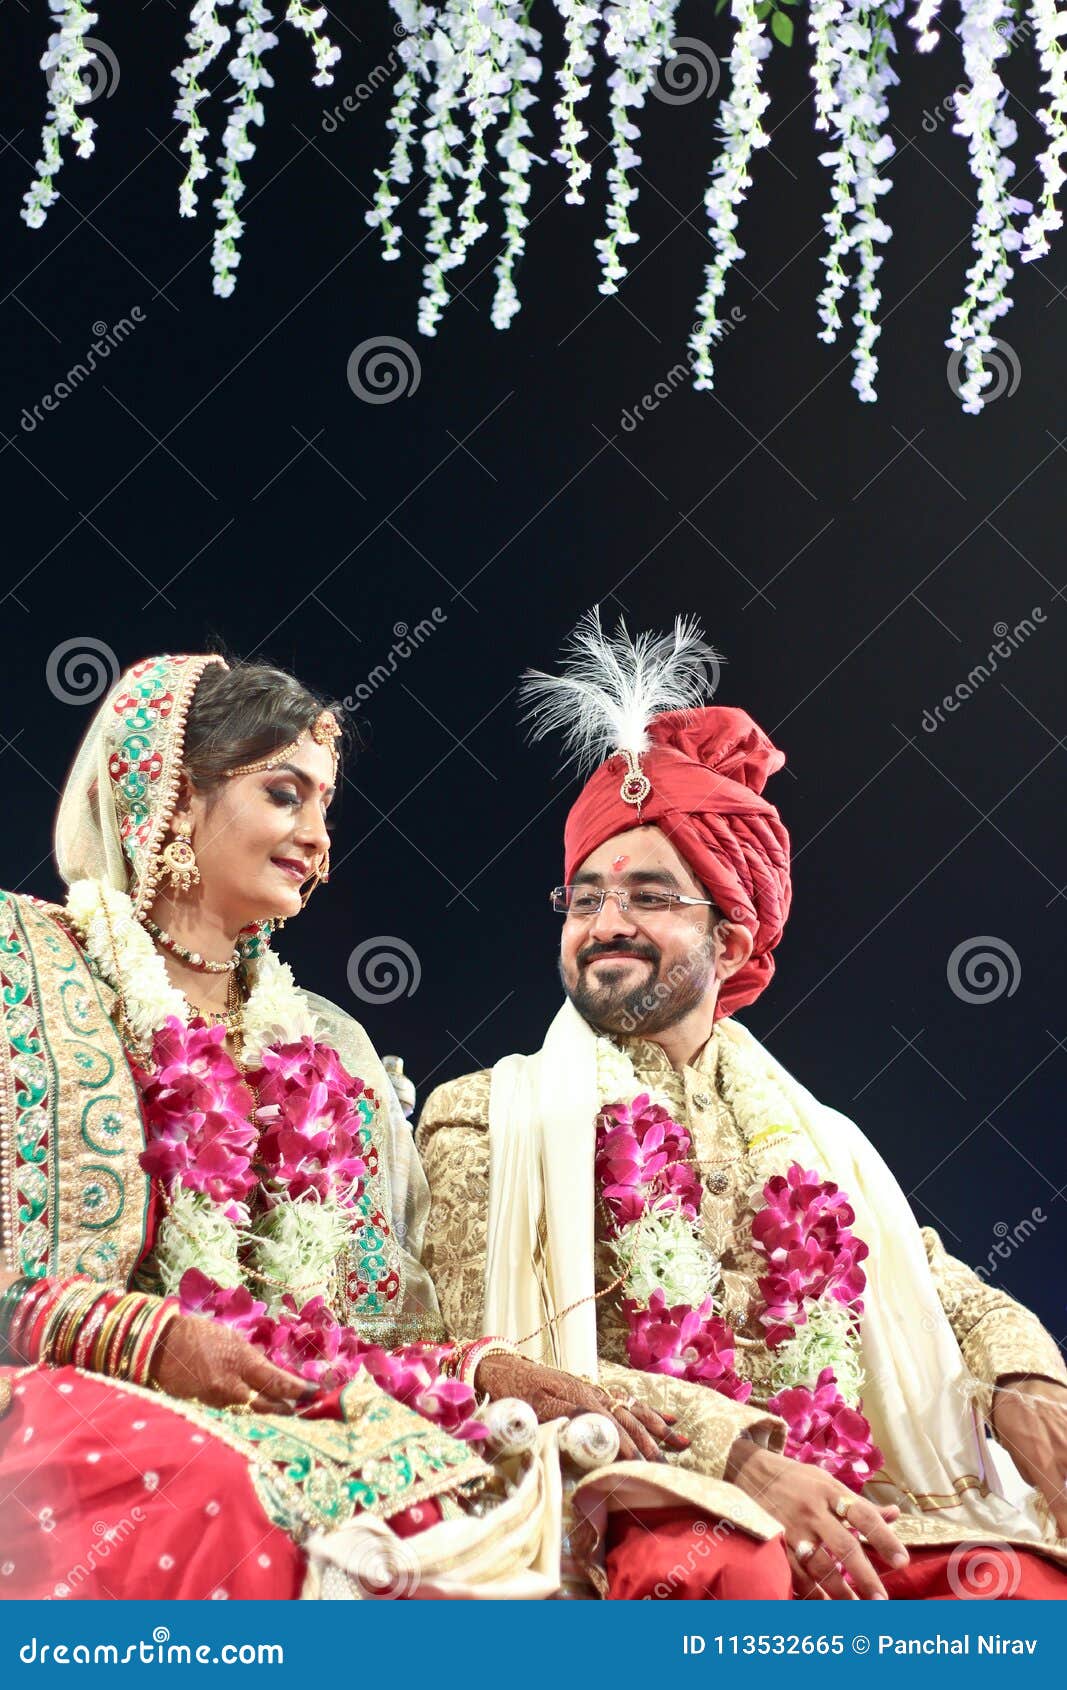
left=159, top=817, right=200, bottom=894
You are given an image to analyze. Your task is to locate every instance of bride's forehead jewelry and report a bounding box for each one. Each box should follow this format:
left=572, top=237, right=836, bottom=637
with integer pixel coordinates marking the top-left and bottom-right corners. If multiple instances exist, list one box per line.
left=223, top=708, right=342, bottom=785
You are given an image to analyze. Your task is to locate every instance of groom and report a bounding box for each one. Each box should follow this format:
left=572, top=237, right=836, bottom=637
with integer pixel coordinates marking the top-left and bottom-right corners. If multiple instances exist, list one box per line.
left=417, top=613, right=1067, bottom=1601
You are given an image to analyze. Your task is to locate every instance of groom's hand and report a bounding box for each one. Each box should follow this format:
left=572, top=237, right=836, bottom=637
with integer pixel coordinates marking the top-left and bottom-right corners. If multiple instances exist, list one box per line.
left=474, top=1355, right=689, bottom=1462
left=991, top=1375, right=1067, bottom=1535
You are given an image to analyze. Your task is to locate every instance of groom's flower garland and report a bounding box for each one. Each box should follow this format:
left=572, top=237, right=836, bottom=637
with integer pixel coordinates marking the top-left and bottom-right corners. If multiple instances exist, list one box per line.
left=594, top=1036, right=882, bottom=1491
left=64, top=878, right=486, bottom=1443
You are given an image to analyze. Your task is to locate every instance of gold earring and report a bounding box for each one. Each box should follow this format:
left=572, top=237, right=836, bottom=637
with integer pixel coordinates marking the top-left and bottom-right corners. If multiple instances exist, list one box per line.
left=159, top=817, right=200, bottom=894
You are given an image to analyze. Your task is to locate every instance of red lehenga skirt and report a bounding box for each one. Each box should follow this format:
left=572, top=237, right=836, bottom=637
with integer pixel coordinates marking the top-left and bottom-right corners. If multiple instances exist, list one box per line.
left=0, top=1364, right=477, bottom=1600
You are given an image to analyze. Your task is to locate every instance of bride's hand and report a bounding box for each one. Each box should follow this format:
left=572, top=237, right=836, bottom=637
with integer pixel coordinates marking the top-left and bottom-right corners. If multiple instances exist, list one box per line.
left=148, top=1313, right=314, bottom=1414
left=474, top=1354, right=689, bottom=1463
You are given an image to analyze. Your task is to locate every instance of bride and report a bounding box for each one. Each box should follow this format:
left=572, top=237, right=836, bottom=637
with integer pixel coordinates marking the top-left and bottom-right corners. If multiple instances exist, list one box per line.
left=0, top=651, right=545, bottom=1599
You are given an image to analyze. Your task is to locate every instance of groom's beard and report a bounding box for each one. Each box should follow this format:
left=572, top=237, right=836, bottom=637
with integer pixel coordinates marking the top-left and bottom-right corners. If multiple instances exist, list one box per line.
left=560, top=932, right=717, bottom=1038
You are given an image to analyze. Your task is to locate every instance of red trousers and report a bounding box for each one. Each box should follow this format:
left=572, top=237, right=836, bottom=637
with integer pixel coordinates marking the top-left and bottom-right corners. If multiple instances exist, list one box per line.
left=606, top=1505, right=1067, bottom=1600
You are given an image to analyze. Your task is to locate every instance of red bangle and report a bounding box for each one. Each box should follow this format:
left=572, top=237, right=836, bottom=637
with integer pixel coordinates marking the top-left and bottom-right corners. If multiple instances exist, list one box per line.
left=129, top=1298, right=179, bottom=1387
left=71, top=1291, right=122, bottom=1371
left=13, top=1280, right=67, bottom=1363
left=7, top=1279, right=55, bottom=1361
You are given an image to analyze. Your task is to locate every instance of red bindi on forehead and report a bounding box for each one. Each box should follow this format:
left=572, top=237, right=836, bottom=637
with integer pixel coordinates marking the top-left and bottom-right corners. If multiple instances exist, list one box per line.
left=611, top=854, right=629, bottom=872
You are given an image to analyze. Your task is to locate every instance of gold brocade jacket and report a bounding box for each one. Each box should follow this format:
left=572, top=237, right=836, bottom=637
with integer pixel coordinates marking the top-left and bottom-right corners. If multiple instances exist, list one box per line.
left=416, top=1030, right=1067, bottom=1551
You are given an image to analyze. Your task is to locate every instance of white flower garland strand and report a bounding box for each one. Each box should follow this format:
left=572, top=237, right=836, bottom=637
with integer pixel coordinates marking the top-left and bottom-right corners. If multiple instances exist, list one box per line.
left=814, top=0, right=902, bottom=403
left=910, top=0, right=946, bottom=52
left=284, top=1, right=342, bottom=85
left=22, top=0, right=99, bottom=230
left=552, top=0, right=602, bottom=204
left=492, top=3, right=544, bottom=328
left=173, top=2, right=234, bottom=218
left=1019, top=0, right=1067, bottom=263
left=688, top=0, right=773, bottom=389
left=946, top=0, right=1029, bottom=412
left=368, top=0, right=439, bottom=262
left=594, top=0, right=682, bottom=295
left=211, top=0, right=281, bottom=297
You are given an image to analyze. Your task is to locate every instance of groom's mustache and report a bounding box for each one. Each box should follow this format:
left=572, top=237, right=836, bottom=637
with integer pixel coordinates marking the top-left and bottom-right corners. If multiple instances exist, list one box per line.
left=578, top=941, right=660, bottom=969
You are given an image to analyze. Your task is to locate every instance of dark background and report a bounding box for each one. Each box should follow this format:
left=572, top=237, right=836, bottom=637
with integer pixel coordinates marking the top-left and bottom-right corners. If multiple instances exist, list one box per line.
left=0, top=5, right=1063, bottom=1338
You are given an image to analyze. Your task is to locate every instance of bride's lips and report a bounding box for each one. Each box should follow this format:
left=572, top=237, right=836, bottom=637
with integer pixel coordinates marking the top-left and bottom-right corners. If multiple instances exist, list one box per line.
left=271, top=857, right=308, bottom=882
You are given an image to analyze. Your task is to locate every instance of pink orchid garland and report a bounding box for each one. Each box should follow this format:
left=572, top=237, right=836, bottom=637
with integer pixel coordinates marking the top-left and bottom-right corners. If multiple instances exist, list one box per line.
left=594, top=1094, right=750, bottom=1402
left=751, top=1164, right=881, bottom=1490
left=594, top=1092, right=882, bottom=1490
left=135, top=1016, right=484, bottom=1444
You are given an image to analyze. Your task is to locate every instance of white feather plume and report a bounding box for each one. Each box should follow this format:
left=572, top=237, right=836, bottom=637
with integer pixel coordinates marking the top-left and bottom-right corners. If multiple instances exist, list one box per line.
left=518, top=607, right=724, bottom=773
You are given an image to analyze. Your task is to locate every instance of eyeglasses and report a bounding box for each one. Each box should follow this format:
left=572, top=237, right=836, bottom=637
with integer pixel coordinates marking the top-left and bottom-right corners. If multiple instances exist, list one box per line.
left=550, top=885, right=718, bottom=918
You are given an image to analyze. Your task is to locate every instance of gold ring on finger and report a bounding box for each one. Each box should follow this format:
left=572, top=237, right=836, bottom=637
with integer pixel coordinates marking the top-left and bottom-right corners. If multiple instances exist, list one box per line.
left=795, top=1538, right=817, bottom=1562
left=834, top=1496, right=853, bottom=1521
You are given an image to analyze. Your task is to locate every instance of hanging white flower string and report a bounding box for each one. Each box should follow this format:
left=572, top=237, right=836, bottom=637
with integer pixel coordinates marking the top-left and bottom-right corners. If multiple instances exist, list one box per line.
left=594, top=0, right=682, bottom=295
left=552, top=0, right=602, bottom=204
left=491, top=1, right=544, bottom=329
left=367, top=0, right=439, bottom=262
left=210, top=0, right=281, bottom=298
left=688, top=0, right=773, bottom=389
left=19, top=0, right=1067, bottom=413
left=910, top=0, right=946, bottom=52
left=174, top=1, right=234, bottom=218
left=814, top=0, right=902, bottom=404
left=946, top=0, right=1030, bottom=413
left=284, top=1, right=343, bottom=84
left=1018, top=0, right=1067, bottom=264
left=21, top=0, right=100, bottom=229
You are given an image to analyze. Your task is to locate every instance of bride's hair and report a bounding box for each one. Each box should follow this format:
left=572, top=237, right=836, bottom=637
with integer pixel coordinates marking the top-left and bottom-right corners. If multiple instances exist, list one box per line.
left=183, top=645, right=354, bottom=799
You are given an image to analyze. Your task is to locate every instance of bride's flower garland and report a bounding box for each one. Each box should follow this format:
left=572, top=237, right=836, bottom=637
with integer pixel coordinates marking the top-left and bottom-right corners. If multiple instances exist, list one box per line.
left=594, top=1035, right=882, bottom=1491
left=64, top=878, right=485, bottom=1444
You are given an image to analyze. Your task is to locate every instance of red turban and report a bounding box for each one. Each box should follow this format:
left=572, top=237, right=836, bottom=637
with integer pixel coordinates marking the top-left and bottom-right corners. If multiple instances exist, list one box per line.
left=563, top=706, right=792, bottom=1020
